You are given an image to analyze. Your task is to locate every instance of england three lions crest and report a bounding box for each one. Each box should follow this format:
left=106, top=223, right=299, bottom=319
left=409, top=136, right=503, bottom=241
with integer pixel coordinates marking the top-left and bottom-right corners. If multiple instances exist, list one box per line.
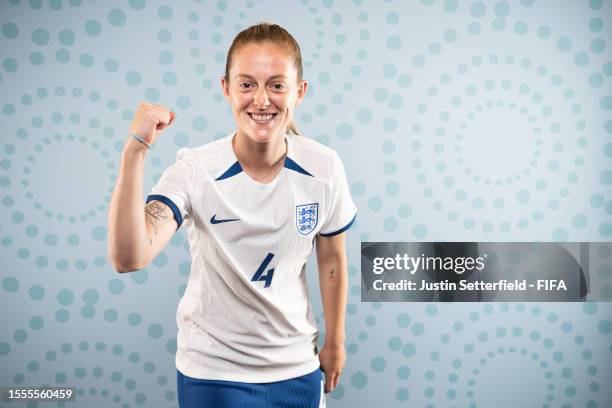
left=296, top=203, right=318, bottom=235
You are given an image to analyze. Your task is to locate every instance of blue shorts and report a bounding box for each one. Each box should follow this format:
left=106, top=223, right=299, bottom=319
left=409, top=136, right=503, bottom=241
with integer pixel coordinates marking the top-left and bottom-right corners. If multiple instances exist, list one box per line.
left=176, top=367, right=325, bottom=408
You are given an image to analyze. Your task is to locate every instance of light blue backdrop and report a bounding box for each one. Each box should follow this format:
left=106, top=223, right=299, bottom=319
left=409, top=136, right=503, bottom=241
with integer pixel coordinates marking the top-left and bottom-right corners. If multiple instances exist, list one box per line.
left=0, top=0, right=611, bottom=407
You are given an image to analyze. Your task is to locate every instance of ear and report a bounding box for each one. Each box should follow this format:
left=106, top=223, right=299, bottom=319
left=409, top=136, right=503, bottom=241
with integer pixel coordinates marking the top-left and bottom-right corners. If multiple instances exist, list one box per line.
left=221, top=76, right=231, bottom=101
left=295, top=80, right=308, bottom=107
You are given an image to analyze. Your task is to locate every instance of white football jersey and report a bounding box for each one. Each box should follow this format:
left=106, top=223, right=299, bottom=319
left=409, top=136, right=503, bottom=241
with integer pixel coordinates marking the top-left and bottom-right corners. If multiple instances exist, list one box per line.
left=146, top=132, right=357, bottom=382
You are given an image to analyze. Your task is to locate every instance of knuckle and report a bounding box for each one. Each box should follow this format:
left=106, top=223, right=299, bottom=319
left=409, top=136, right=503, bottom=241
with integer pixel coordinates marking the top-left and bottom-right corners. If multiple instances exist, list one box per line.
left=152, top=103, right=168, bottom=111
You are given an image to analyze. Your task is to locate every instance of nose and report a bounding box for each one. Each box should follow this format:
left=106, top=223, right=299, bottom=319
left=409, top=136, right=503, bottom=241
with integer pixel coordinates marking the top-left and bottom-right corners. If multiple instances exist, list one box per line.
left=253, top=87, right=270, bottom=109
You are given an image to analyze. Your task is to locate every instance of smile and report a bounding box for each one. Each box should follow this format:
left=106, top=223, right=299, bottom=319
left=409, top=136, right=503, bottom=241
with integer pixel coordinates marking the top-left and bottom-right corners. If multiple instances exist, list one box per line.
left=248, top=112, right=278, bottom=123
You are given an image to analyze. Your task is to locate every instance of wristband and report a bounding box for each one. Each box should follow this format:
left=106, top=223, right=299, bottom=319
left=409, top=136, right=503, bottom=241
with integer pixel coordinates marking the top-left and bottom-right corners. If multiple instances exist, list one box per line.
left=131, top=133, right=150, bottom=149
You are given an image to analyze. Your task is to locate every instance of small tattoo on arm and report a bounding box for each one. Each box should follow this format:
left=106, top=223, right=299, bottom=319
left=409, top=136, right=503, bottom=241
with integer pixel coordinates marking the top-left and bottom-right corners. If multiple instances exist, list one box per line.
left=329, top=269, right=335, bottom=281
left=145, top=202, right=168, bottom=245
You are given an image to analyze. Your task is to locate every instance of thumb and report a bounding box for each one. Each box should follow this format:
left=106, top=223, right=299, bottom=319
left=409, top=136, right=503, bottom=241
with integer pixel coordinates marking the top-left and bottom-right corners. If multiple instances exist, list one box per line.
left=168, top=111, right=175, bottom=126
left=155, top=111, right=173, bottom=131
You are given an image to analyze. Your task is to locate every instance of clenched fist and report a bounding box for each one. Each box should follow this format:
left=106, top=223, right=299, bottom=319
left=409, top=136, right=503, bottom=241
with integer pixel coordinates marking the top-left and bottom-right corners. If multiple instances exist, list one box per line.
left=128, top=101, right=175, bottom=149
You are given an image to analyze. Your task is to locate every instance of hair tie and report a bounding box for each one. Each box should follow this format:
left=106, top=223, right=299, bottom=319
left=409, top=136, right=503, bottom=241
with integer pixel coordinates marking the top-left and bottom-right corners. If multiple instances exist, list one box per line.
left=131, top=133, right=150, bottom=149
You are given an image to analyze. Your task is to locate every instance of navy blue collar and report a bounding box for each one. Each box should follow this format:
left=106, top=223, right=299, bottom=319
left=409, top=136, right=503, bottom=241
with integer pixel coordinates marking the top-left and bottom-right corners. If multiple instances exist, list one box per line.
left=215, top=156, right=313, bottom=181
left=216, top=133, right=313, bottom=181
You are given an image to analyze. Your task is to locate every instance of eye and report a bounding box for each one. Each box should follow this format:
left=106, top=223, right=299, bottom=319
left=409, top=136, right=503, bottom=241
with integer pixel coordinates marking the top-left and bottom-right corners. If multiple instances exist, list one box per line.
left=239, top=82, right=253, bottom=89
left=271, top=83, right=286, bottom=91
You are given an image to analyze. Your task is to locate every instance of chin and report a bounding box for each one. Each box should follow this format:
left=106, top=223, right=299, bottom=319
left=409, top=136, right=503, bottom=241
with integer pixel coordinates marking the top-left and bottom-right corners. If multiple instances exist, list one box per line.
left=241, top=123, right=286, bottom=143
left=255, top=131, right=286, bottom=144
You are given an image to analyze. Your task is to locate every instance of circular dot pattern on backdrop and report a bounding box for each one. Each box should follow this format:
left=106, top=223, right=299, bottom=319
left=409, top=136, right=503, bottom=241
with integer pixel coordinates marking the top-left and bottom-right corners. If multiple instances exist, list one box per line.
left=1, top=2, right=611, bottom=407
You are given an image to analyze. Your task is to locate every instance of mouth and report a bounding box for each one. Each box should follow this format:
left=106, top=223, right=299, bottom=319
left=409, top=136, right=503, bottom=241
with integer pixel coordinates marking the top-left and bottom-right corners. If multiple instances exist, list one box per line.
left=247, top=112, right=278, bottom=123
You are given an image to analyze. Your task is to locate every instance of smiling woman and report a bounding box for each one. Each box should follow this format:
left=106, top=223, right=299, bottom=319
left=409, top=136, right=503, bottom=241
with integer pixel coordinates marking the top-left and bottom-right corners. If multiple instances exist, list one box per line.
left=224, top=23, right=304, bottom=133
left=224, top=45, right=303, bottom=142
left=220, top=27, right=308, bottom=183
left=108, top=22, right=357, bottom=408
left=221, top=46, right=307, bottom=135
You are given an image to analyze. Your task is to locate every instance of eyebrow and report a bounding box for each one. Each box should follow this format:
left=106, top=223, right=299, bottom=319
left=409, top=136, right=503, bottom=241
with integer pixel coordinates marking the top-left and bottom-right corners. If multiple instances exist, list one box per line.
left=235, top=74, right=288, bottom=81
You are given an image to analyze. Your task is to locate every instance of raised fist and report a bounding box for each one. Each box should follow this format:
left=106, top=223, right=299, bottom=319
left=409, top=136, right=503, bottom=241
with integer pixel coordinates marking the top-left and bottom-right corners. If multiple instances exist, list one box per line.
left=128, top=101, right=175, bottom=147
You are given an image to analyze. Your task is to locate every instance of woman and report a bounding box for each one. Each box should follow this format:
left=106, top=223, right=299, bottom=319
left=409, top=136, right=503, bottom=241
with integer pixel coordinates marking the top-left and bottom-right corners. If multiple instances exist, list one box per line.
left=108, top=23, right=356, bottom=408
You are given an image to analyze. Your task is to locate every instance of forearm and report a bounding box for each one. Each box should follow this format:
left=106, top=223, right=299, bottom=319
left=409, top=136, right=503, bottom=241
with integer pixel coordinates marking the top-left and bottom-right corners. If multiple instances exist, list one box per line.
left=107, top=137, right=149, bottom=270
left=318, top=254, right=348, bottom=346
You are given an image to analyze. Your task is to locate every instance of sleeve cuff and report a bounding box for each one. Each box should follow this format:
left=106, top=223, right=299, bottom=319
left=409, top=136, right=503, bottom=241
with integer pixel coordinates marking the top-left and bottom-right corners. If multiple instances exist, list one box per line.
left=146, top=194, right=183, bottom=230
left=318, top=213, right=356, bottom=237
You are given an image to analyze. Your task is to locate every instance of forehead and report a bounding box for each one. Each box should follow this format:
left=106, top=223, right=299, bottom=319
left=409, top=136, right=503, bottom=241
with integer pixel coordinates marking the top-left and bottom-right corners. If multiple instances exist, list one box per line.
left=230, top=42, right=297, bottom=79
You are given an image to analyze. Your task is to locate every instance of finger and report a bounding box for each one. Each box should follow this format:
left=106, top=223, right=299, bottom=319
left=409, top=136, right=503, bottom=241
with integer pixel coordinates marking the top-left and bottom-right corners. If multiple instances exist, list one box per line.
left=332, top=374, right=339, bottom=390
left=148, top=103, right=169, bottom=112
left=155, top=111, right=172, bottom=130
left=322, top=371, right=330, bottom=393
left=325, top=372, right=337, bottom=393
left=142, top=104, right=170, bottom=119
left=167, top=111, right=175, bottom=126
left=329, top=373, right=337, bottom=391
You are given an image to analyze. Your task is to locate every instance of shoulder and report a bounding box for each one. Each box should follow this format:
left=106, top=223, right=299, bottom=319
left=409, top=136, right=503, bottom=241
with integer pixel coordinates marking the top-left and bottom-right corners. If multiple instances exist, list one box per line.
left=179, top=135, right=228, bottom=161
left=174, top=135, right=234, bottom=179
left=288, top=134, right=345, bottom=183
left=290, top=134, right=337, bottom=158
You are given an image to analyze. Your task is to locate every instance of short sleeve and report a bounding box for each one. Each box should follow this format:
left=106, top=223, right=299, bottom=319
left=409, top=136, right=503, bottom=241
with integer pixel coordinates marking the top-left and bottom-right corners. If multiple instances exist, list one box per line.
left=145, top=147, right=193, bottom=230
left=318, top=152, right=357, bottom=237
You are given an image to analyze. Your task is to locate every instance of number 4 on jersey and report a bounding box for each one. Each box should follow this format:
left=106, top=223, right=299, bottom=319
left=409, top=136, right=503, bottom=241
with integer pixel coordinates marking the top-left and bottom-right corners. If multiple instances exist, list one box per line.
left=252, top=253, right=275, bottom=288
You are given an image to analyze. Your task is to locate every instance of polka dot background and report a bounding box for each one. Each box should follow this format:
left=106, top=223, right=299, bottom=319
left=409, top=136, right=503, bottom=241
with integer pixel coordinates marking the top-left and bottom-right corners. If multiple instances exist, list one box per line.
left=0, top=1, right=611, bottom=407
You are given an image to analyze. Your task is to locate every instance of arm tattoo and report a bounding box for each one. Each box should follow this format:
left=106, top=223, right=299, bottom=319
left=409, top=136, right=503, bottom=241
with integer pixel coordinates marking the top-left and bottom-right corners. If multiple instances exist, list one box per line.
left=145, top=202, right=168, bottom=245
left=329, top=268, right=335, bottom=281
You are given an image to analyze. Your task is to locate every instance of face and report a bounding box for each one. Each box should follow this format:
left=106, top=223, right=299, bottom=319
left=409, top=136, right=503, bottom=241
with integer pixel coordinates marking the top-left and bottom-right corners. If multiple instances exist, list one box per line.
left=221, top=41, right=307, bottom=144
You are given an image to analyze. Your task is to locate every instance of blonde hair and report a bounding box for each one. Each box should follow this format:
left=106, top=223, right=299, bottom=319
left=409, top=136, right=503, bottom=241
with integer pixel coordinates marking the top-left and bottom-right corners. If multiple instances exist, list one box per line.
left=225, top=22, right=303, bottom=135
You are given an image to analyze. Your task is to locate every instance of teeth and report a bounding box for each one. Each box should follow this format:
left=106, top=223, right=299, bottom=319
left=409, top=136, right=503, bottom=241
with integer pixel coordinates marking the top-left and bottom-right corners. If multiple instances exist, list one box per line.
left=250, top=113, right=273, bottom=121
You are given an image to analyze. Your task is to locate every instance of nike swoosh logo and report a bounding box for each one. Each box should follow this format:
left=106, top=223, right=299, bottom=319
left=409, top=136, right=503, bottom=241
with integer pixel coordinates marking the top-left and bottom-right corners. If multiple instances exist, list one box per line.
left=210, top=215, right=240, bottom=224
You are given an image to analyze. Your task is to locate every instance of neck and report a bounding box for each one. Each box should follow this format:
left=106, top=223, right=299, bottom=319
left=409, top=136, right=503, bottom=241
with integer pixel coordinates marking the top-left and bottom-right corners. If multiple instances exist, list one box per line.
left=233, top=129, right=287, bottom=169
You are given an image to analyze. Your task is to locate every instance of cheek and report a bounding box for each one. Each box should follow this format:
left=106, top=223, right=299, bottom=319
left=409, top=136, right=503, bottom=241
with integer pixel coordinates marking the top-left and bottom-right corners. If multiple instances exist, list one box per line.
left=231, top=95, right=250, bottom=112
left=273, top=95, right=293, bottom=111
